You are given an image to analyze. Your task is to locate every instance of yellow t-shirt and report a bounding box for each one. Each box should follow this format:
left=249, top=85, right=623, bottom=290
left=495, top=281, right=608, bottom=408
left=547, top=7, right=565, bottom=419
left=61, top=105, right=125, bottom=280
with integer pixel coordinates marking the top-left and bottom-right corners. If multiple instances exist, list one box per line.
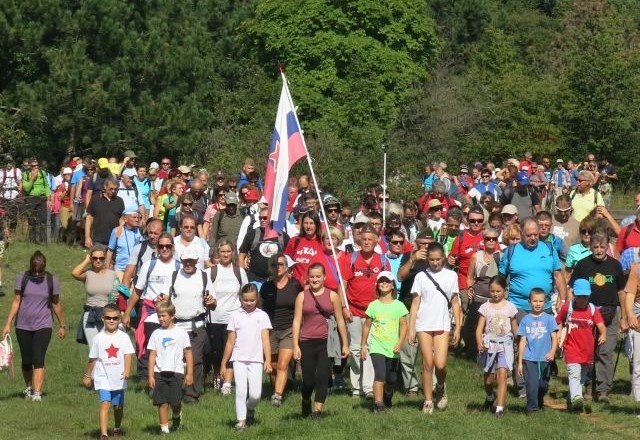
left=571, top=188, right=604, bottom=222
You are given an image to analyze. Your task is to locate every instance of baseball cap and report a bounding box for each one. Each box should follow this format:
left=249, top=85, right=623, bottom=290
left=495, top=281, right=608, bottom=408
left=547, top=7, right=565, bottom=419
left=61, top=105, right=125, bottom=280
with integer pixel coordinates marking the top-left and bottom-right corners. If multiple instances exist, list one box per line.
left=97, top=158, right=109, bottom=169
left=178, top=165, right=191, bottom=174
left=556, top=159, right=564, bottom=164
left=353, top=212, right=370, bottom=225
left=226, top=191, right=239, bottom=204
left=516, top=171, right=530, bottom=186
left=123, top=150, right=137, bottom=158
left=149, top=161, right=160, bottom=170
left=573, top=279, right=591, bottom=296
left=460, top=166, right=469, bottom=174
left=377, top=271, right=396, bottom=283
left=323, top=195, right=340, bottom=207
left=243, top=187, right=260, bottom=202
left=180, top=248, right=199, bottom=261
left=501, top=204, right=518, bottom=216
left=62, top=167, right=73, bottom=175
left=416, top=227, right=435, bottom=240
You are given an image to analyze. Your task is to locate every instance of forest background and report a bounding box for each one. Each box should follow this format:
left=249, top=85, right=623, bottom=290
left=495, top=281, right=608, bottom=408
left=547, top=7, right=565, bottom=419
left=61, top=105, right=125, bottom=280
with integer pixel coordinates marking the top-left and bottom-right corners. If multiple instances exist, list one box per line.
left=1, top=0, right=639, bottom=202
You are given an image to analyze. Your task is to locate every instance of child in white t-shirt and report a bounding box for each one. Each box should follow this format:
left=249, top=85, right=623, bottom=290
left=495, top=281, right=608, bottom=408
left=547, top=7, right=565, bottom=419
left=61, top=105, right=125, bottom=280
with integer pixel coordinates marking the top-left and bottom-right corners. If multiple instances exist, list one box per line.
left=408, top=242, right=462, bottom=415
left=221, top=284, right=272, bottom=431
left=83, top=304, right=135, bottom=440
left=147, top=301, right=193, bottom=434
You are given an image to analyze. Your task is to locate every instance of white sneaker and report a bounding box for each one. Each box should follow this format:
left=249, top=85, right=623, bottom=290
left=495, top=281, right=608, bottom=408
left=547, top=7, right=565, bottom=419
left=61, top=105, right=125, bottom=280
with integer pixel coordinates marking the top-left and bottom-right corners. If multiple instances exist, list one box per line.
left=221, top=383, right=232, bottom=396
left=30, top=393, right=42, bottom=402
left=422, top=400, right=434, bottom=415
left=23, top=386, right=32, bottom=399
left=435, top=383, right=448, bottom=410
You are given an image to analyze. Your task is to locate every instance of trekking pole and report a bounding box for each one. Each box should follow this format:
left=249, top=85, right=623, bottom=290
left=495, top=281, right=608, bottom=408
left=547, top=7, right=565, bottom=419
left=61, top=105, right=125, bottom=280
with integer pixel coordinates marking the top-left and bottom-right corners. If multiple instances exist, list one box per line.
left=405, top=341, right=420, bottom=394
left=613, top=333, right=627, bottom=378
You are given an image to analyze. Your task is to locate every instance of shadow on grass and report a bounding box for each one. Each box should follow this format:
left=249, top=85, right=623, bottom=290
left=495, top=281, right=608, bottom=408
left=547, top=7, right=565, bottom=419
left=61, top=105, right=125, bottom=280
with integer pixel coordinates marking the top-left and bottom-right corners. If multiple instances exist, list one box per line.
left=603, top=403, right=637, bottom=415
left=0, top=391, right=27, bottom=401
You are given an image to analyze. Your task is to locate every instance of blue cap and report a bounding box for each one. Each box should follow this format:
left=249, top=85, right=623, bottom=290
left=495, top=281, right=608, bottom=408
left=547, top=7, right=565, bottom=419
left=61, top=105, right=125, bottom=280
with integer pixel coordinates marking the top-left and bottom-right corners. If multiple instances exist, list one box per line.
left=573, top=279, right=591, bottom=296
left=516, top=171, right=529, bottom=186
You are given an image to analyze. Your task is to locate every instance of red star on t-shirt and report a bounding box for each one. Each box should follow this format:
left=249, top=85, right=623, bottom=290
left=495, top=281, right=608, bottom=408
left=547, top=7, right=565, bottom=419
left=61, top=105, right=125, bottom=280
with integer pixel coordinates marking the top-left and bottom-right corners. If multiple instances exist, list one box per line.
left=105, top=344, right=119, bottom=359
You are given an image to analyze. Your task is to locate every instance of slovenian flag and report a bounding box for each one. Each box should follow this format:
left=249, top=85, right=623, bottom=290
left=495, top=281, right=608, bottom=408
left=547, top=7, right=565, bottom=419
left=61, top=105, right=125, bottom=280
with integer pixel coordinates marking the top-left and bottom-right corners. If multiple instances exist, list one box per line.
left=263, top=76, right=308, bottom=239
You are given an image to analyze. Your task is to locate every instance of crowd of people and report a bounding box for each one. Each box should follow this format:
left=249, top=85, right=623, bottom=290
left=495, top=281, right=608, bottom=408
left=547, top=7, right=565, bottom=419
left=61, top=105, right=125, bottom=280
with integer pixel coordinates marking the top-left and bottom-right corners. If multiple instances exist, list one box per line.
left=1, top=149, right=640, bottom=438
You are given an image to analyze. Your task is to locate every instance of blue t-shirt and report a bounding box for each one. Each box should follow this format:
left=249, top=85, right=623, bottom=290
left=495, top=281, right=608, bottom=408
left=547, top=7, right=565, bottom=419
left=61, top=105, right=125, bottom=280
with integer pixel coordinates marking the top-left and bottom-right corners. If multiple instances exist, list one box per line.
left=107, top=226, right=142, bottom=271
left=133, top=177, right=152, bottom=210
left=70, top=168, right=86, bottom=186
left=499, top=242, right=560, bottom=311
left=517, top=313, right=558, bottom=362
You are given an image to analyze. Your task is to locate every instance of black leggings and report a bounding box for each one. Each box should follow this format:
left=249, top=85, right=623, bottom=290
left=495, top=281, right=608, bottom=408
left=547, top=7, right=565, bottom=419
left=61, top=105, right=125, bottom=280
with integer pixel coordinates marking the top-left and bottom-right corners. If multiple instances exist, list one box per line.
left=370, top=353, right=399, bottom=385
left=300, top=339, right=329, bottom=404
left=16, top=328, right=52, bottom=370
left=205, top=323, right=230, bottom=374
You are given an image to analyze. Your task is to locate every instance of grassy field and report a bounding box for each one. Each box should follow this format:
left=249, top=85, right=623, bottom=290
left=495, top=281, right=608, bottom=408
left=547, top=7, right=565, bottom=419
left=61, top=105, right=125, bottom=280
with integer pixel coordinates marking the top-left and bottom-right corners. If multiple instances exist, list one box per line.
left=0, top=242, right=639, bottom=440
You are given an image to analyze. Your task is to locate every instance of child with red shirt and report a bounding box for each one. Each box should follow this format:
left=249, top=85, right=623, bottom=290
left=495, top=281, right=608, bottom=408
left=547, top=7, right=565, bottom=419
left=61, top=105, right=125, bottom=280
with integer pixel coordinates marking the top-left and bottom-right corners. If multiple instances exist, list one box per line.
left=556, top=279, right=606, bottom=411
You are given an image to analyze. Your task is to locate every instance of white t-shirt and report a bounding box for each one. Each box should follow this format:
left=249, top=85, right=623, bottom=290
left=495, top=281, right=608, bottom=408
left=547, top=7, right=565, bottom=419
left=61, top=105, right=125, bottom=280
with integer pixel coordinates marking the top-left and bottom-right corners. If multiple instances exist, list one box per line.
left=207, top=264, right=248, bottom=324
left=411, top=268, right=459, bottom=332
left=0, top=167, right=22, bottom=200
left=147, top=326, right=191, bottom=374
left=89, top=329, right=135, bottom=391
left=162, top=269, right=213, bottom=328
left=135, top=258, right=179, bottom=301
left=427, top=218, right=445, bottom=232
left=127, top=242, right=155, bottom=267
left=173, top=236, right=210, bottom=271
left=227, top=308, right=272, bottom=363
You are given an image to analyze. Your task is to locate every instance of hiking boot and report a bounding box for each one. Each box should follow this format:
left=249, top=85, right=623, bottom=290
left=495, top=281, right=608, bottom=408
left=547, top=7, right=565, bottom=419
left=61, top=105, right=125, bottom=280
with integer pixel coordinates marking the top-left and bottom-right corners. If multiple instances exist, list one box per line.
left=373, top=402, right=386, bottom=414
left=246, top=409, right=256, bottom=426
left=434, top=383, right=448, bottom=410
left=301, top=399, right=312, bottom=418
left=483, top=393, right=496, bottom=411
left=171, top=414, right=181, bottom=431
left=364, top=391, right=374, bottom=400
left=422, top=400, right=434, bottom=415
left=571, top=396, right=584, bottom=412
left=271, top=393, right=282, bottom=407
left=112, top=428, right=123, bottom=437
left=233, top=421, right=246, bottom=432
left=221, top=383, right=232, bottom=396
left=596, top=392, right=610, bottom=404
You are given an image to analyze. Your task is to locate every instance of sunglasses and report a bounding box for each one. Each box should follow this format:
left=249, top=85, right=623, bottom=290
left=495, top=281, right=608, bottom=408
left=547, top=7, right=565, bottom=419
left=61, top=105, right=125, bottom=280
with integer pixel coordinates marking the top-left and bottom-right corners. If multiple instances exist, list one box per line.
left=390, top=240, right=404, bottom=245
left=182, top=225, right=196, bottom=230
left=158, top=244, right=173, bottom=250
left=259, top=216, right=268, bottom=221
left=580, top=229, right=592, bottom=235
left=182, top=203, right=193, bottom=206
left=468, top=218, right=483, bottom=224
left=482, top=175, right=490, bottom=178
left=182, top=259, right=197, bottom=265
left=103, top=316, right=120, bottom=321
left=484, top=236, right=498, bottom=242
left=91, top=256, right=105, bottom=261
left=161, top=162, right=171, bottom=165
left=327, top=208, right=340, bottom=213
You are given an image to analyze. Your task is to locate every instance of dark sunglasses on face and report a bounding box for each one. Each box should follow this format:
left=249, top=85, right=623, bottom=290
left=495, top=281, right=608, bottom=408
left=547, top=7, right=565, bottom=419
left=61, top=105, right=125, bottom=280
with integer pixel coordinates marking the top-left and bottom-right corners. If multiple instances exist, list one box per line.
left=327, top=208, right=340, bottom=213
left=103, top=316, right=120, bottom=321
left=390, top=240, right=404, bottom=245
left=182, top=225, right=196, bottom=230
left=158, top=244, right=173, bottom=250
left=484, top=236, right=498, bottom=242
left=91, top=256, right=105, bottom=261
left=468, top=218, right=483, bottom=224
left=260, top=216, right=268, bottom=221
left=182, top=203, right=192, bottom=206
left=580, top=229, right=592, bottom=235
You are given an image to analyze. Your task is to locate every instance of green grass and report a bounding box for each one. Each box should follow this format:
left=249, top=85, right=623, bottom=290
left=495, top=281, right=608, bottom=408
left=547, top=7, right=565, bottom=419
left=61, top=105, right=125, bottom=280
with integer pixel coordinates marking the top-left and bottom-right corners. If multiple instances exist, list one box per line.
left=1, top=242, right=639, bottom=439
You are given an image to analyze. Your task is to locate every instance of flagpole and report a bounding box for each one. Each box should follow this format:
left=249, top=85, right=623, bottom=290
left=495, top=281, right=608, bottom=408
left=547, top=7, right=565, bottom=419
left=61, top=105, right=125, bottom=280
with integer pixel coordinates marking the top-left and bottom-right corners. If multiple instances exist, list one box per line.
left=382, top=144, right=387, bottom=228
left=278, top=69, right=349, bottom=307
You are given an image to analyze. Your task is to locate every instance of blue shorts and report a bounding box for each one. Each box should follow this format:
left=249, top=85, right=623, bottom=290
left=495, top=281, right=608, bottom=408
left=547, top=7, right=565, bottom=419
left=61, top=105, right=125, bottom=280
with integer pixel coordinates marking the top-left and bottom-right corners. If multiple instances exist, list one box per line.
left=98, top=389, right=125, bottom=406
left=479, top=351, right=509, bottom=373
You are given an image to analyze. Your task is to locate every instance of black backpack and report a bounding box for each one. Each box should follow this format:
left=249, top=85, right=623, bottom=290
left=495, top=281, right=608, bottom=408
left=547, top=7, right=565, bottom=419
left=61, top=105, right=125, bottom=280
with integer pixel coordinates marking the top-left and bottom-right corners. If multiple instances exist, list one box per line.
left=20, top=271, right=54, bottom=303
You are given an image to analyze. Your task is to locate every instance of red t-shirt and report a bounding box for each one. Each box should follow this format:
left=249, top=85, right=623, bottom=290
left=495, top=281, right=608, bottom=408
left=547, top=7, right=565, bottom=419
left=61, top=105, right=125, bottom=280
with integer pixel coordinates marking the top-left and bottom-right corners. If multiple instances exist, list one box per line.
left=617, top=223, right=640, bottom=253
left=338, top=252, right=389, bottom=318
left=449, top=230, right=483, bottom=289
left=284, top=236, right=324, bottom=286
left=378, top=234, right=413, bottom=254
left=556, top=302, right=604, bottom=364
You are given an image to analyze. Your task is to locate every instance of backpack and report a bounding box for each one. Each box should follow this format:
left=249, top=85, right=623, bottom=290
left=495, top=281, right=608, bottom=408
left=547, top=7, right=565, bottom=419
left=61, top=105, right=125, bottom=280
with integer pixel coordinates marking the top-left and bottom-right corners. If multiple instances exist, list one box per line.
left=0, top=168, right=19, bottom=195
left=131, top=242, right=150, bottom=285
left=558, top=301, right=596, bottom=357
left=250, top=228, right=285, bottom=255
left=210, top=263, right=243, bottom=286
left=619, top=224, right=636, bottom=251
left=350, top=251, right=389, bottom=275
left=169, top=269, right=208, bottom=299
left=570, top=188, right=598, bottom=206
left=20, top=271, right=54, bottom=303
left=502, top=241, right=555, bottom=299
left=0, top=334, right=14, bottom=377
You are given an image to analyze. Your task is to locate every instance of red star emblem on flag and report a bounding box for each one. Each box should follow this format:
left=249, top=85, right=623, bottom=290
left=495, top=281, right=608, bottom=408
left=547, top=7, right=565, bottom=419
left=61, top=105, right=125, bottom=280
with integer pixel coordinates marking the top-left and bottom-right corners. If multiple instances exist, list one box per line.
left=105, top=344, right=119, bottom=359
left=269, top=140, right=280, bottom=166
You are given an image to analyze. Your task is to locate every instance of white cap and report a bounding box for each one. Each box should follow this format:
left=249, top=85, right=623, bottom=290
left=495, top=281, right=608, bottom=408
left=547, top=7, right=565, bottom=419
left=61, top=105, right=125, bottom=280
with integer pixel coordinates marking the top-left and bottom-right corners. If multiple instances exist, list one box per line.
left=377, top=271, right=396, bottom=283
left=180, top=248, right=199, bottom=261
left=353, top=212, right=370, bottom=224
left=149, top=161, right=160, bottom=170
left=62, top=167, right=73, bottom=175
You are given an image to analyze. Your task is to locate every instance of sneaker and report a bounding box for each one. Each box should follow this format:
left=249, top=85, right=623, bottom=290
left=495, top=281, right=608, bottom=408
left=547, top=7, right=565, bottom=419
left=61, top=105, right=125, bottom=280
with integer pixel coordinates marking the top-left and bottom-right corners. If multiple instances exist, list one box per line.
left=30, top=393, right=42, bottom=402
left=596, top=392, right=610, bottom=404
left=483, top=393, right=496, bottom=411
left=571, top=396, right=584, bottom=412
left=518, top=389, right=527, bottom=399
left=351, top=390, right=361, bottom=399
left=271, top=393, right=282, bottom=407
left=333, top=373, right=345, bottom=389
left=422, top=400, right=434, bottom=415
left=495, top=409, right=504, bottom=418
left=309, top=410, right=324, bottom=420
left=112, top=428, right=123, bottom=437
left=434, top=383, right=448, bottom=410
left=301, top=399, right=312, bottom=418
left=373, top=402, right=386, bottom=414
left=23, top=386, right=33, bottom=399
left=233, top=421, right=246, bottom=432
left=171, top=415, right=181, bottom=431
left=221, top=383, right=232, bottom=396
left=99, top=435, right=109, bottom=440
left=246, top=409, right=255, bottom=426
left=364, top=391, right=374, bottom=400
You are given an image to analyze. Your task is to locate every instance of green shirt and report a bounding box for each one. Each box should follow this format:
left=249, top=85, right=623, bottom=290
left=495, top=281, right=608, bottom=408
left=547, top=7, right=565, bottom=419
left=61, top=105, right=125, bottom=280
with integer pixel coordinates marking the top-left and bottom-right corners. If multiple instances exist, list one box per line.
left=22, top=169, right=51, bottom=197
left=365, top=299, right=408, bottom=358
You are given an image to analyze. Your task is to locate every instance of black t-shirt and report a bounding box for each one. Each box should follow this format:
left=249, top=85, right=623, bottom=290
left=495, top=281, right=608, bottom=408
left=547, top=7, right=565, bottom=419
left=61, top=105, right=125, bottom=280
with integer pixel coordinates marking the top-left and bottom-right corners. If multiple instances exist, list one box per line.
left=260, top=278, right=302, bottom=330
left=569, top=255, right=625, bottom=306
left=239, top=228, right=290, bottom=281
left=87, top=194, right=124, bottom=245
left=398, top=252, right=428, bottom=308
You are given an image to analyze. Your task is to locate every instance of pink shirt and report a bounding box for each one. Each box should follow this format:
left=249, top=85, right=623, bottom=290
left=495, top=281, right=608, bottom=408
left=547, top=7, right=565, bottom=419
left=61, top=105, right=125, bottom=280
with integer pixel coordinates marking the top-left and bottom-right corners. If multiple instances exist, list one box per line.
left=227, top=307, right=272, bottom=363
left=300, top=289, right=333, bottom=341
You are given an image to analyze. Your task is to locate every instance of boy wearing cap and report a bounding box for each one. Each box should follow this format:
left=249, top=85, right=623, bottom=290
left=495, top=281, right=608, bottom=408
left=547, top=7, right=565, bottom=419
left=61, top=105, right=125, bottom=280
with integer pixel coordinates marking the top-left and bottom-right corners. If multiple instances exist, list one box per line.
left=556, top=279, right=607, bottom=411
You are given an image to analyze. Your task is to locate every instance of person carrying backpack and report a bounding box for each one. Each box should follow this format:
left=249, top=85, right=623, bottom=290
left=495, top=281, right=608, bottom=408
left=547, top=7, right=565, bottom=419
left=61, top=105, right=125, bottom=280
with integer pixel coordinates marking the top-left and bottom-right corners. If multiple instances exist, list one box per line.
left=22, top=158, right=51, bottom=244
